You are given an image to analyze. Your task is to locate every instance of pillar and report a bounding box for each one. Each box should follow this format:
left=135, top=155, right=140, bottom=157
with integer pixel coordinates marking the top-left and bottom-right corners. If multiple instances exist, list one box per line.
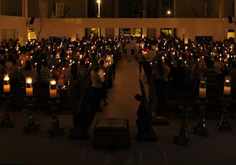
left=21, top=0, right=28, bottom=45
left=142, top=28, right=147, bottom=37
left=235, top=0, right=236, bottom=17
left=114, top=28, right=119, bottom=37
left=156, top=28, right=161, bottom=38
left=22, top=0, right=28, bottom=18
left=101, top=28, right=105, bottom=37
left=0, top=0, right=1, bottom=15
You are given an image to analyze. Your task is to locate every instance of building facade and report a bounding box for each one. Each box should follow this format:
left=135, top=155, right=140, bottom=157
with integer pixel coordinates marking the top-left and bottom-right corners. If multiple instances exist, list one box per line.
left=0, top=0, right=236, bottom=44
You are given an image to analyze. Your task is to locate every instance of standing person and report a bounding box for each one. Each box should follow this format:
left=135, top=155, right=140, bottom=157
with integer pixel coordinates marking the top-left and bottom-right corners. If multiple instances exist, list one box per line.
left=168, top=59, right=186, bottom=90
left=191, top=56, right=201, bottom=89
left=203, top=60, right=218, bottom=89
left=48, top=51, right=58, bottom=70
left=230, top=61, right=236, bottom=98
left=152, top=59, right=165, bottom=114
left=99, top=60, right=109, bottom=106
left=131, top=37, right=136, bottom=56
left=5, top=54, right=13, bottom=69
left=53, top=63, right=65, bottom=88
left=9, top=59, right=20, bottom=87
left=40, top=60, right=52, bottom=88
left=125, top=41, right=132, bottom=61
left=23, top=60, right=38, bottom=85
left=137, top=49, right=145, bottom=73
left=145, top=46, right=155, bottom=84
left=91, top=65, right=104, bottom=112
left=0, top=59, right=8, bottom=80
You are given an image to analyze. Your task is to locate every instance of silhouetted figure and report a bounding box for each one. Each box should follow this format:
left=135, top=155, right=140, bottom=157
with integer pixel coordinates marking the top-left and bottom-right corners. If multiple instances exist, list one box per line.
left=135, top=94, right=152, bottom=137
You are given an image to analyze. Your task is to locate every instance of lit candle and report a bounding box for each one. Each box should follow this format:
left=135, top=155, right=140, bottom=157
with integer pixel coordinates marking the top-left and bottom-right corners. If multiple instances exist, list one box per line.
left=50, top=79, right=57, bottom=98
left=199, top=77, right=207, bottom=98
left=224, top=76, right=231, bottom=95
left=3, top=74, right=10, bottom=93
left=25, top=77, right=33, bottom=96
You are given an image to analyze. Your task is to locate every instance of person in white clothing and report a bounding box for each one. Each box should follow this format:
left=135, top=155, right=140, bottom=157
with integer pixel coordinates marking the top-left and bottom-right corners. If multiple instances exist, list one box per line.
left=125, top=41, right=132, bottom=61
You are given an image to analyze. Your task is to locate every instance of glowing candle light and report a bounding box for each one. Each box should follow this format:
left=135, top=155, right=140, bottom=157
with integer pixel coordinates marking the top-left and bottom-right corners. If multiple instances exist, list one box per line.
left=199, top=77, right=207, bottom=98
left=25, top=77, right=33, bottom=96
left=224, top=76, right=231, bottom=95
left=3, top=74, right=10, bottom=93
left=49, top=79, right=57, bottom=98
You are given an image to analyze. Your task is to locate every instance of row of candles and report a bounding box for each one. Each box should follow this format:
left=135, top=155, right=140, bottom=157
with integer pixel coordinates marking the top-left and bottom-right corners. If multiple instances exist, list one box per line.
left=3, top=74, right=57, bottom=98
left=199, top=76, right=231, bottom=98
left=3, top=74, right=231, bottom=99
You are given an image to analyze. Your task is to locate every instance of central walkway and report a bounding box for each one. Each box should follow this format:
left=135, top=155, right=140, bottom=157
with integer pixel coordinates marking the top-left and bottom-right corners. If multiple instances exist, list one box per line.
left=95, top=58, right=148, bottom=126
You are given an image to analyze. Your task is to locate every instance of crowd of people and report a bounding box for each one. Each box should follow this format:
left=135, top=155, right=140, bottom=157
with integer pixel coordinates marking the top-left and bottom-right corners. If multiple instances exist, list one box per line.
left=0, top=36, right=236, bottom=113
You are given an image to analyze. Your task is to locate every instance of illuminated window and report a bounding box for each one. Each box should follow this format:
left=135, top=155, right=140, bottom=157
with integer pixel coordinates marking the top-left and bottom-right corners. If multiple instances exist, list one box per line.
left=227, top=29, right=235, bottom=39
left=86, top=28, right=101, bottom=38
left=2, top=29, right=19, bottom=41
left=161, top=28, right=175, bottom=38
left=119, top=28, right=142, bottom=37
left=28, top=28, right=37, bottom=40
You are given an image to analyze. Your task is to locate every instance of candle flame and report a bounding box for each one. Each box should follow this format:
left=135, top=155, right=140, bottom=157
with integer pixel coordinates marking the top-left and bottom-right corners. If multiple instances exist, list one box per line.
left=4, top=75, right=9, bottom=81
left=50, top=79, right=56, bottom=85
left=26, top=77, right=32, bottom=84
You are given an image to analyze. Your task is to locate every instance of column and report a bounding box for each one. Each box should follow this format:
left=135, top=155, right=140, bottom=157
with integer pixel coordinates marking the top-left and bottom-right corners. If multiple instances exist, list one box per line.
left=114, top=28, right=119, bottom=37
left=156, top=28, right=160, bottom=38
left=21, top=0, right=28, bottom=46
left=235, top=0, right=236, bottom=17
left=142, top=28, right=147, bottom=37
left=22, top=0, right=28, bottom=18
left=0, top=0, right=1, bottom=15
left=101, top=28, right=105, bottom=37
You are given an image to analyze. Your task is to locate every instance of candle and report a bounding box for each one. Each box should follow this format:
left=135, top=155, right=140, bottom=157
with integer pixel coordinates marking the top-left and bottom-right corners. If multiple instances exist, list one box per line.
left=26, top=77, right=33, bottom=96
left=223, top=76, right=231, bottom=95
left=3, top=74, right=10, bottom=93
left=224, top=87, right=231, bottom=95
left=199, top=88, right=206, bottom=98
left=199, top=77, right=207, bottom=98
left=26, top=87, right=33, bottom=97
left=50, top=79, right=57, bottom=98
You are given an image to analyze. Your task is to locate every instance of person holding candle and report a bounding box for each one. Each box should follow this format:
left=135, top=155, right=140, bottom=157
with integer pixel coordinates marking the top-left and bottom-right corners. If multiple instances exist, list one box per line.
left=152, top=59, right=165, bottom=114
left=168, top=59, right=186, bottom=90
left=91, top=65, right=104, bottom=112
left=53, top=63, right=65, bottom=88
left=9, top=59, right=20, bottom=87
left=145, top=45, right=156, bottom=84
left=99, top=60, right=109, bottom=106
left=137, top=49, right=145, bottom=73
left=0, top=59, right=8, bottom=85
left=191, top=56, right=201, bottom=89
left=229, top=61, right=236, bottom=98
left=5, top=54, right=13, bottom=69
left=48, top=51, right=58, bottom=71
left=203, top=60, right=218, bottom=89
left=40, top=60, right=52, bottom=88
